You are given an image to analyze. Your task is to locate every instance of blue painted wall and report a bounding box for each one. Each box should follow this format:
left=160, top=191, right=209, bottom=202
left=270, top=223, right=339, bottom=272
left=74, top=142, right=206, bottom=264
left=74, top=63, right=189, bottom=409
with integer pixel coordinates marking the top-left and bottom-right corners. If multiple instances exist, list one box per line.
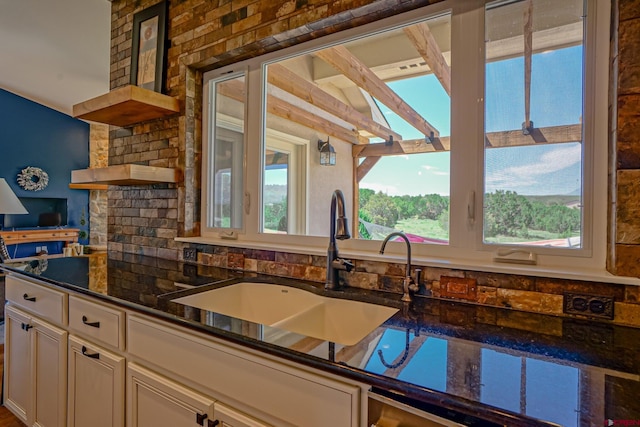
left=0, top=89, right=90, bottom=250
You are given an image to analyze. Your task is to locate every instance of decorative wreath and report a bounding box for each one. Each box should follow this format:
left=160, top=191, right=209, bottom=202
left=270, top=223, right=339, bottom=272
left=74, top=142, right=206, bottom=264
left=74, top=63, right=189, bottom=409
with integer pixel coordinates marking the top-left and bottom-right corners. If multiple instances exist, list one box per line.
left=17, top=166, right=49, bottom=191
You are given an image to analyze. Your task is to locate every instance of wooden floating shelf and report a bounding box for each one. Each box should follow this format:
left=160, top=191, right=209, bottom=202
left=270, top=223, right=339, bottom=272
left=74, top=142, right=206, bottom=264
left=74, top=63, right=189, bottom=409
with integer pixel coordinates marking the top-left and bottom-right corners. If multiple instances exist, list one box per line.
left=68, top=183, right=109, bottom=190
left=72, top=85, right=180, bottom=127
left=71, top=165, right=180, bottom=186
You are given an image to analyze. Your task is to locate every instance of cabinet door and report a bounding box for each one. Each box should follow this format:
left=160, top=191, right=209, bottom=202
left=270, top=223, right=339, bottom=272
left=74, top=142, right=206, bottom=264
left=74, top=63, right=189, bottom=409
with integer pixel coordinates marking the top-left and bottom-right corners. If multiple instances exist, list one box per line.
left=4, top=305, right=67, bottom=427
left=214, top=403, right=271, bottom=427
left=32, top=315, right=68, bottom=427
left=68, top=335, right=125, bottom=427
left=127, top=363, right=214, bottom=427
left=3, top=305, right=31, bottom=424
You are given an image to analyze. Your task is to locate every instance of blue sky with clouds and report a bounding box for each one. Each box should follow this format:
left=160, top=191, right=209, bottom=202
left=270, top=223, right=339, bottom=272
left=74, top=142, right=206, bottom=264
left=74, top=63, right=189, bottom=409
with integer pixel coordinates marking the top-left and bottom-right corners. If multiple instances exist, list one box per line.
left=361, top=46, right=583, bottom=197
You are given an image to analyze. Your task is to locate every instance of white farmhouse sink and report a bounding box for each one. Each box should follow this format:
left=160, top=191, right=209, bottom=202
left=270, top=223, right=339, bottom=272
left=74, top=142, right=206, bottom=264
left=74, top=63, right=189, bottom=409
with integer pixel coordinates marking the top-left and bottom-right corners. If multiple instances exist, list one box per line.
left=171, top=282, right=398, bottom=346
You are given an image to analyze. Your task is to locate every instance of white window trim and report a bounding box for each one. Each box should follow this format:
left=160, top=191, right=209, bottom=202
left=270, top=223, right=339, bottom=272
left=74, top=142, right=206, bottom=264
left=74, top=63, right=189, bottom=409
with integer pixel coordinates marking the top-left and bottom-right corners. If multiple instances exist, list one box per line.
left=186, top=0, right=640, bottom=286
left=263, top=129, right=308, bottom=235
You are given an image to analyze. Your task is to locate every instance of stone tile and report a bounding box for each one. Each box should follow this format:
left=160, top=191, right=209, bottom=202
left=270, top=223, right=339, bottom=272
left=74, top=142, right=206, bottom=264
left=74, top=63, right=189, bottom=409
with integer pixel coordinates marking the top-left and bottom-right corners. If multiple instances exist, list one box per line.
left=497, top=289, right=562, bottom=313
left=304, top=265, right=325, bottom=282
left=346, top=271, right=379, bottom=290
left=617, top=141, right=640, bottom=169
left=614, top=244, right=640, bottom=277
left=535, top=277, right=625, bottom=300
left=379, top=275, right=403, bottom=294
left=356, top=260, right=387, bottom=275
left=625, top=285, right=640, bottom=303
left=246, top=249, right=276, bottom=261
left=227, top=252, right=245, bottom=269
left=244, top=258, right=258, bottom=271
left=614, top=302, right=640, bottom=327
left=275, top=252, right=311, bottom=265
left=257, top=260, right=290, bottom=277
left=476, top=286, right=498, bottom=306
left=289, top=263, right=307, bottom=279
left=618, top=19, right=640, bottom=94
left=616, top=170, right=640, bottom=243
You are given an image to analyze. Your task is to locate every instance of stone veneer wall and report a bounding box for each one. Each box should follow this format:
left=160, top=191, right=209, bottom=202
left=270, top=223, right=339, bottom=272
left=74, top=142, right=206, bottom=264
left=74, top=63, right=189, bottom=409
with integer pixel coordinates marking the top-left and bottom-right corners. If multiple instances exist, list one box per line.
left=609, top=0, right=640, bottom=277
left=106, top=0, right=640, bottom=326
left=89, top=123, right=108, bottom=247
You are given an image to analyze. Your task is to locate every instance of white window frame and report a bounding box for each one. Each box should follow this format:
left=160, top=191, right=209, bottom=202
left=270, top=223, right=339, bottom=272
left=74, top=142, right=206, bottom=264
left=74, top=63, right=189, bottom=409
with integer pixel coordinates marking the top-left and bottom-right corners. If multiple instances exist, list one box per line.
left=263, top=130, right=308, bottom=235
left=202, top=71, right=248, bottom=235
left=189, top=0, right=633, bottom=285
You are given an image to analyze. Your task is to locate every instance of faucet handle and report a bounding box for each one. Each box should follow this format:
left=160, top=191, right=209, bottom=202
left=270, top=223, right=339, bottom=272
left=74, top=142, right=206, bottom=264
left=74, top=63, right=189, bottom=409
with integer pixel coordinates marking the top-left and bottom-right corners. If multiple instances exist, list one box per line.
left=414, top=268, right=422, bottom=286
left=332, top=258, right=354, bottom=272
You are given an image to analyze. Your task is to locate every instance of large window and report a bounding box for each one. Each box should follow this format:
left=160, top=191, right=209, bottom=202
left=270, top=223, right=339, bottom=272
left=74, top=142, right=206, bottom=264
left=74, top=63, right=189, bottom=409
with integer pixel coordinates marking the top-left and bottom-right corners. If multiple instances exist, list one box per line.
left=483, top=0, right=585, bottom=249
left=201, top=0, right=609, bottom=273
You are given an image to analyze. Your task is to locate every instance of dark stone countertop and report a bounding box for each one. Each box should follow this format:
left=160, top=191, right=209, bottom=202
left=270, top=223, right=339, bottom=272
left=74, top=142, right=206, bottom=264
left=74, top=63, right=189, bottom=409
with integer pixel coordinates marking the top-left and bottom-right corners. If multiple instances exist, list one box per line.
left=3, top=252, right=640, bottom=427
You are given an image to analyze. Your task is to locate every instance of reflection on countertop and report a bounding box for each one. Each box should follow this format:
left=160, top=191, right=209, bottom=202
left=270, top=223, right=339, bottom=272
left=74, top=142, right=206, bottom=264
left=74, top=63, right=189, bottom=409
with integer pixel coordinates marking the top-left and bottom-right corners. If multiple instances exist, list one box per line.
left=2, top=251, right=640, bottom=426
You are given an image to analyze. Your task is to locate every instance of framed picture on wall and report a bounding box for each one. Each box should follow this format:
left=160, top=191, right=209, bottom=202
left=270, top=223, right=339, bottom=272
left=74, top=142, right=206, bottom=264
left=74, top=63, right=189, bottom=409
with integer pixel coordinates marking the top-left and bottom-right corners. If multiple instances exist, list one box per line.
left=130, top=0, right=167, bottom=93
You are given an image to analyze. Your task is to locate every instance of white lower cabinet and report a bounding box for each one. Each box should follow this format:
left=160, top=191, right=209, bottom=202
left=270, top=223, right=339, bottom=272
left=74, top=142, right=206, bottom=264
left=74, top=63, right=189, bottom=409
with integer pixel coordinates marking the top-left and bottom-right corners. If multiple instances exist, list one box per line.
left=127, top=363, right=215, bottom=427
left=3, top=305, right=67, bottom=427
left=67, top=335, right=125, bottom=427
left=127, top=362, right=273, bottom=427
left=128, top=314, right=362, bottom=427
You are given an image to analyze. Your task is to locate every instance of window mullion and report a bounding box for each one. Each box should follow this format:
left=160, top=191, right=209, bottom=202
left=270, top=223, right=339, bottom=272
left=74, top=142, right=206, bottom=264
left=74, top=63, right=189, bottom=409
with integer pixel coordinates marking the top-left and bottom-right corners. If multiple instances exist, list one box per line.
left=244, top=65, right=264, bottom=236
left=449, top=0, right=485, bottom=250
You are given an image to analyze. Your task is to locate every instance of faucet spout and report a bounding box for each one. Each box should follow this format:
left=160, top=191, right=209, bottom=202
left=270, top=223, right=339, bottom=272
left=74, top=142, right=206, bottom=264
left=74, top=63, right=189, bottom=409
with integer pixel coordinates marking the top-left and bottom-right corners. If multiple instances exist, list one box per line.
left=326, top=189, right=351, bottom=290
left=380, top=231, right=417, bottom=302
left=379, top=231, right=411, bottom=278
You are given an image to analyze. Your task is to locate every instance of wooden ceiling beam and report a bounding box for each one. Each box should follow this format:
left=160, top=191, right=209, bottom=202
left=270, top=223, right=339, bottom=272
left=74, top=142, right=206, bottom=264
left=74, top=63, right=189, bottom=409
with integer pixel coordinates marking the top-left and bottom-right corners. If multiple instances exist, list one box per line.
left=356, top=156, right=381, bottom=182
left=218, top=79, right=359, bottom=144
left=403, top=22, right=451, bottom=96
left=354, top=124, right=581, bottom=157
left=268, top=95, right=360, bottom=143
left=316, top=45, right=440, bottom=138
left=268, top=63, right=401, bottom=142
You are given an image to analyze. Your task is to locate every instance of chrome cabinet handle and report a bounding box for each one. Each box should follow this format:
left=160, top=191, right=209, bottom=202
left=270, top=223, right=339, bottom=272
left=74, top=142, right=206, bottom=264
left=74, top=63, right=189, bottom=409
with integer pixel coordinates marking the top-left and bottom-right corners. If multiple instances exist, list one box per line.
left=23, top=293, right=36, bottom=302
left=81, top=346, right=100, bottom=359
left=81, top=315, right=100, bottom=328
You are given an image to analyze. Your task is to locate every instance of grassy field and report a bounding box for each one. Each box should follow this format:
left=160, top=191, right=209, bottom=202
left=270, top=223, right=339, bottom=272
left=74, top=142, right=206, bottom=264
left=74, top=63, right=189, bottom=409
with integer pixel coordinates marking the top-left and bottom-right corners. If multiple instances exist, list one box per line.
left=395, top=218, right=579, bottom=244
left=395, top=218, right=450, bottom=240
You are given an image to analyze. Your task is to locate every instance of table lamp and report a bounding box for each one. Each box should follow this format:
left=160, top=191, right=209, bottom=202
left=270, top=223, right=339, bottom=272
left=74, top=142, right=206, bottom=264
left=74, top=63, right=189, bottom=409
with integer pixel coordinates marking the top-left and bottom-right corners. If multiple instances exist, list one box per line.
left=0, top=178, right=27, bottom=261
left=0, top=178, right=28, bottom=229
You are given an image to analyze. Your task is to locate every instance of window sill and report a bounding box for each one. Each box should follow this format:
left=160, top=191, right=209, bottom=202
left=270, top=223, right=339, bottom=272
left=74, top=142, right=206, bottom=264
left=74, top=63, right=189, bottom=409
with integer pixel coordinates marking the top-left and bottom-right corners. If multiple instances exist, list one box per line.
left=176, top=236, right=640, bottom=286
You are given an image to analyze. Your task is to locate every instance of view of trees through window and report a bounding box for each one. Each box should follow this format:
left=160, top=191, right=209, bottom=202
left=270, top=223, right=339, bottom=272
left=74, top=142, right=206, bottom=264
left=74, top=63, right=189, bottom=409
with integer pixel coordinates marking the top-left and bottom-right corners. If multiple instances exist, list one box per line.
left=357, top=0, right=585, bottom=248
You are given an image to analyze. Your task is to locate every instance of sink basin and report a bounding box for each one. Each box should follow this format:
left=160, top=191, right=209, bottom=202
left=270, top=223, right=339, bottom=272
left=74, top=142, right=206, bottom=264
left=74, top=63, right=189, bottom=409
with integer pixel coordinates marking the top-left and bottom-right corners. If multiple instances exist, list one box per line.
left=171, top=282, right=398, bottom=346
left=171, top=282, right=320, bottom=325
left=272, top=297, right=398, bottom=346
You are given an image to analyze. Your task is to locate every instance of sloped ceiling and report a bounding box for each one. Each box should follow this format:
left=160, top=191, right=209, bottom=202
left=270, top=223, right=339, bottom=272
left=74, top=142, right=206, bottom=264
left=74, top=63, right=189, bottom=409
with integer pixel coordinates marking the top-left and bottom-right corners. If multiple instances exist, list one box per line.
left=0, top=0, right=111, bottom=116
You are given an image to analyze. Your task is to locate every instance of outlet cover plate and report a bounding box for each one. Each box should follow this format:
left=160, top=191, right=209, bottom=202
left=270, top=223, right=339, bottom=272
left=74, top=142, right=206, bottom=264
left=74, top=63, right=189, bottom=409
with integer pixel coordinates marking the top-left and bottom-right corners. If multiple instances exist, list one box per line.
left=183, top=247, right=197, bottom=262
left=563, top=293, right=614, bottom=320
left=440, top=276, right=477, bottom=301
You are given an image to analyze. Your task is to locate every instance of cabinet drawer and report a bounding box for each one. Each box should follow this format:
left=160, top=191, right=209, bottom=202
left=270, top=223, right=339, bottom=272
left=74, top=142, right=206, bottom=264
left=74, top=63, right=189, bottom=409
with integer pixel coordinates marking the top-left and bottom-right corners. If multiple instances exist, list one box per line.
left=69, top=295, right=125, bottom=350
left=5, top=275, right=66, bottom=325
left=128, top=315, right=360, bottom=427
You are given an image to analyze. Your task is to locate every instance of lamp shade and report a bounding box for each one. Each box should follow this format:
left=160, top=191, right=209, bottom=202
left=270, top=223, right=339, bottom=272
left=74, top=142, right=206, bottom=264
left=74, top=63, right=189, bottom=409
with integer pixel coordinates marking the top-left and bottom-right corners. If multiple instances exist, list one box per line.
left=0, top=178, right=28, bottom=214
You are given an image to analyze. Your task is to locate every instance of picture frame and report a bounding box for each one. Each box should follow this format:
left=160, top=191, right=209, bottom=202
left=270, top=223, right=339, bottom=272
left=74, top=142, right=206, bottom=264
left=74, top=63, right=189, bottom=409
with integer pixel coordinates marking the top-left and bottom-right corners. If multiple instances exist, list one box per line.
left=130, top=0, right=168, bottom=93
